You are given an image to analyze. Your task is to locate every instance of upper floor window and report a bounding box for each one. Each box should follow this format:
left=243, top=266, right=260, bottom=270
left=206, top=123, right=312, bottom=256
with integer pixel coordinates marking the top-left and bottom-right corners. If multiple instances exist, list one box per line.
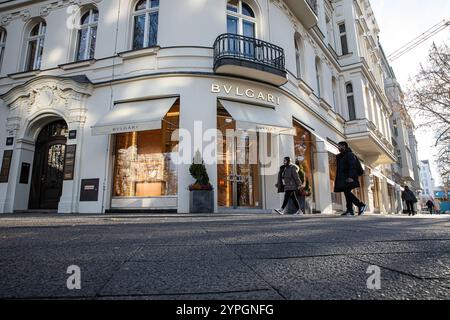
left=338, top=22, right=348, bottom=55
left=326, top=14, right=335, bottom=49
left=0, top=28, right=6, bottom=72
left=25, top=21, right=46, bottom=71
left=315, top=58, right=322, bottom=98
left=294, top=33, right=304, bottom=78
left=392, top=119, right=398, bottom=136
left=227, top=0, right=256, bottom=38
left=132, top=0, right=159, bottom=50
left=332, top=77, right=338, bottom=111
left=346, top=82, right=356, bottom=120
left=76, top=8, right=99, bottom=61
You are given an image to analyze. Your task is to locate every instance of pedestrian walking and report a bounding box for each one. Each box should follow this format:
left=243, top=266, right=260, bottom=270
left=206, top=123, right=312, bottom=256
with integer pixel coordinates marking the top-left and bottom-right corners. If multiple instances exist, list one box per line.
left=274, top=157, right=303, bottom=215
left=295, top=161, right=310, bottom=215
left=426, top=199, right=435, bottom=215
left=401, top=186, right=417, bottom=216
left=435, top=198, right=441, bottom=215
left=334, top=141, right=367, bottom=216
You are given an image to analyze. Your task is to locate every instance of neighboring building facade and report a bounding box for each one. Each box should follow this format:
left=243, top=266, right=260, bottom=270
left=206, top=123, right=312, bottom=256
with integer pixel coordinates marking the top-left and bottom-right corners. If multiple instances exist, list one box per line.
left=380, top=47, right=422, bottom=213
left=0, top=0, right=397, bottom=214
left=420, top=160, right=435, bottom=201
left=409, top=131, right=423, bottom=196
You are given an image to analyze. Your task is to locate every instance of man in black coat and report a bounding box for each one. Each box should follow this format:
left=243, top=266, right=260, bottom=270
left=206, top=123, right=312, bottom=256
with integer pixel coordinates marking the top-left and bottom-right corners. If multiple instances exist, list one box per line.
left=402, top=186, right=418, bottom=216
left=425, top=199, right=435, bottom=215
left=334, top=141, right=367, bottom=216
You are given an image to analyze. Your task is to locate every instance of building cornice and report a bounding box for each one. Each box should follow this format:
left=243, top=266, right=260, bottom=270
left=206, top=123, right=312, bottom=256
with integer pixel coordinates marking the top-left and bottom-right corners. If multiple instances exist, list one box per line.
left=0, top=0, right=102, bottom=26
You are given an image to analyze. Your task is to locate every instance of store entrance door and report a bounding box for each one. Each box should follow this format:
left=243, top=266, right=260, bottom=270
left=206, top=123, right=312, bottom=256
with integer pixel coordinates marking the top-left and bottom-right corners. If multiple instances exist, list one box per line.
left=217, top=117, right=262, bottom=209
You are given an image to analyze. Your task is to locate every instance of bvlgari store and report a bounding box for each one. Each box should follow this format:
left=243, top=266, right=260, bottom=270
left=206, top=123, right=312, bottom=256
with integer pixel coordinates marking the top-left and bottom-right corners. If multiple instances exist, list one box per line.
left=84, top=76, right=345, bottom=214
left=0, top=75, right=342, bottom=214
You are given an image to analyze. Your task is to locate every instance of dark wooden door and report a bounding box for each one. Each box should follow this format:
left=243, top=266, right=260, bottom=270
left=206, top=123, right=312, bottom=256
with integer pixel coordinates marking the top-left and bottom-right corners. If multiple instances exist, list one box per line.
left=29, top=121, right=68, bottom=210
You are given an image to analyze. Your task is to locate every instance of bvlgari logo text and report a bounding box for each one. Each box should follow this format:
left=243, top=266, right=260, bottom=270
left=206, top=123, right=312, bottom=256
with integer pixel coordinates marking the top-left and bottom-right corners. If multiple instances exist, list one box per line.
left=112, top=125, right=139, bottom=133
left=211, top=84, right=280, bottom=105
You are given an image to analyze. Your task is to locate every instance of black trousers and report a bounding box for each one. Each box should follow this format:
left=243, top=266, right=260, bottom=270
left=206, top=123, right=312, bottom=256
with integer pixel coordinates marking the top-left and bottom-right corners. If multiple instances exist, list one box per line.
left=344, top=189, right=363, bottom=213
left=405, top=201, right=415, bottom=215
left=281, top=190, right=300, bottom=210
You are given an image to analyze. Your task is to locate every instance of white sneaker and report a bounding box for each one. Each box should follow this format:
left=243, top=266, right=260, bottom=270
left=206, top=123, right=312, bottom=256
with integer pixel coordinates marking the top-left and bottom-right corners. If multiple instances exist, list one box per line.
left=274, top=209, right=285, bottom=215
left=294, top=210, right=303, bottom=215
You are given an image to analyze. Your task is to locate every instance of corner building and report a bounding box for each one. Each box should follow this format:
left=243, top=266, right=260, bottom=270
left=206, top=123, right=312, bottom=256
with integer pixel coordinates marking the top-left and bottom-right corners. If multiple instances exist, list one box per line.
left=0, top=0, right=397, bottom=214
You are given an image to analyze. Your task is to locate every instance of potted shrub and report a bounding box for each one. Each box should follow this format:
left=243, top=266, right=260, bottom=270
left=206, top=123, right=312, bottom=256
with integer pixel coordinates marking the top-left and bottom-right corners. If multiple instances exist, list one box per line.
left=189, top=151, right=214, bottom=213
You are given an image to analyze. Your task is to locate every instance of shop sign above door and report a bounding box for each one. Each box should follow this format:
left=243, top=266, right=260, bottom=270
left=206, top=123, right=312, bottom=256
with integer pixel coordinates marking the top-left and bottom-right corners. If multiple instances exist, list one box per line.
left=211, top=84, right=280, bottom=106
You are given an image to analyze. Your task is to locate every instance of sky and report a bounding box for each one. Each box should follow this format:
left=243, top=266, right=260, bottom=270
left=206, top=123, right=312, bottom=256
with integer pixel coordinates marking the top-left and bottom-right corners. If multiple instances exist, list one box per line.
left=370, top=0, right=450, bottom=187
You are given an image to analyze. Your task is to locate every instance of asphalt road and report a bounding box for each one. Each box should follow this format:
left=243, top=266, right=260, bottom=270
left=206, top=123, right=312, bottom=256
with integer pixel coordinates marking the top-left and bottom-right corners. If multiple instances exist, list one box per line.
left=0, top=213, right=449, bottom=300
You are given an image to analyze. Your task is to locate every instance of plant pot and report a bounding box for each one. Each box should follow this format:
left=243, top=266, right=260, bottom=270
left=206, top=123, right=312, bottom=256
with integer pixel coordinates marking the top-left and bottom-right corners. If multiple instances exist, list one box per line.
left=189, top=190, right=214, bottom=213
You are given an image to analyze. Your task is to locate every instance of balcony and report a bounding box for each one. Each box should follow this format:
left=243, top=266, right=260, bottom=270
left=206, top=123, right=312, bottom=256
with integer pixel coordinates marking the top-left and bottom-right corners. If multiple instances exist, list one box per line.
left=213, top=33, right=288, bottom=86
left=345, top=119, right=396, bottom=166
left=283, top=0, right=318, bottom=29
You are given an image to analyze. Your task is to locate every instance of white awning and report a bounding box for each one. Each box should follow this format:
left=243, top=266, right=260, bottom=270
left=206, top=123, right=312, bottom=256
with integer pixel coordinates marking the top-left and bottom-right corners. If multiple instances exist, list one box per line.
left=386, top=177, right=396, bottom=186
left=92, top=97, right=178, bottom=135
left=219, top=99, right=295, bottom=135
left=323, top=141, right=340, bottom=155
left=306, top=129, right=340, bottom=155
left=371, top=170, right=383, bottom=179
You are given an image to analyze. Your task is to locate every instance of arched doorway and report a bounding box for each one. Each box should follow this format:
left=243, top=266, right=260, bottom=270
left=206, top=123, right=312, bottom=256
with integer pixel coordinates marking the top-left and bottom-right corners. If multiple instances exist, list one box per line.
left=29, top=120, right=68, bottom=210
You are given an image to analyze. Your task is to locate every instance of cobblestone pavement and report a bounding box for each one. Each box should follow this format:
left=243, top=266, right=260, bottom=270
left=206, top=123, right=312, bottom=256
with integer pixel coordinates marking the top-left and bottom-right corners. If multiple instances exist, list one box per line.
left=0, top=213, right=449, bottom=300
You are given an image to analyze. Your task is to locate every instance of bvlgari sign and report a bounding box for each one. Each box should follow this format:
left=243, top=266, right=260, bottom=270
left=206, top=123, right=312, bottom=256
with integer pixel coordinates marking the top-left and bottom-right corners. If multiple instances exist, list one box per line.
left=211, top=84, right=280, bottom=106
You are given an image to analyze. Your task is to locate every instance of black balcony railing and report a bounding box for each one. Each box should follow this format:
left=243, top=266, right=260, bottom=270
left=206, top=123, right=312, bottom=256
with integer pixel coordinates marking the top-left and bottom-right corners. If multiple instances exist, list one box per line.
left=213, top=33, right=286, bottom=75
left=307, top=0, right=318, bottom=14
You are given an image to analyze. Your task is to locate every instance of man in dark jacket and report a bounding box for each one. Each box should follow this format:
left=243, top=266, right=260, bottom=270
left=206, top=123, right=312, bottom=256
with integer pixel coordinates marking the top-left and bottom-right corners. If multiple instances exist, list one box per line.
left=334, top=142, right=367, bottom=216
left=426, top=199, right=435, bottom=215
left=274, top=157, right=303, bottom=215
left=401, top=186, right=418, bottom=216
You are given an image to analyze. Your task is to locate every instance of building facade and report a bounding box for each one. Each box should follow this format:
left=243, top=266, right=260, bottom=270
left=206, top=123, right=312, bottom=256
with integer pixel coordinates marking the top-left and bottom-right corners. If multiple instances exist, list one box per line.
left=420, top=160, right=435, bottom=201
left=380, top=47, right=422, bottom=213
left=0, top=0, right=399, bottom=214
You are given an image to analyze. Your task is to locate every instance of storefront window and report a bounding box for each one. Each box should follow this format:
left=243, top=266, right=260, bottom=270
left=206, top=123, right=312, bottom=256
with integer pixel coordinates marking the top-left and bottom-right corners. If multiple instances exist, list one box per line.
left=113, top=103, right=179, bottom=197
left=328, top=152, right=342, bottom=205
left=293, top=121, right=314, bottom=197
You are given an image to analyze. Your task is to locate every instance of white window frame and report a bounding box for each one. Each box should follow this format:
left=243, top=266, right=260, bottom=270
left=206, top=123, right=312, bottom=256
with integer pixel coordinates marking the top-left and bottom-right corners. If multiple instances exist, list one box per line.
left=0, top=28, right=6, bottom=72
left=338, top=22, right=348, bottom=55
left=132, top=0, right=159, bottom=50
left=76, top=8, right=99, bottom=61
left=295, top=35, right=303, bottom=78
left=332, top=77, right=338, bottom=111
left=346, top=82, right=356, bottom=120
left=24, top=21, right=46, bottom=71
left=226, top=0, right=257, bottom=37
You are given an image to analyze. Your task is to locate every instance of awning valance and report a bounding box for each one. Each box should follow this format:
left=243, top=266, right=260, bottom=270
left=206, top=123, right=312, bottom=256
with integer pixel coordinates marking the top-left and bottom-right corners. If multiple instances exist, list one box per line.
left=219, top=99, right=295, bottom=135
left=386, top=177, right=396, bottom=186
left=306, top=129, right=340, bottom=155
left=92, top=97, right=178, bottom=135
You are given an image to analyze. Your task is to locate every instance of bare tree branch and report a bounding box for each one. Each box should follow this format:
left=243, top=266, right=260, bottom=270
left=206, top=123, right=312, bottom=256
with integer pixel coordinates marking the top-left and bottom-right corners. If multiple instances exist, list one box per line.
left=406, top=42, right=450, bottom=188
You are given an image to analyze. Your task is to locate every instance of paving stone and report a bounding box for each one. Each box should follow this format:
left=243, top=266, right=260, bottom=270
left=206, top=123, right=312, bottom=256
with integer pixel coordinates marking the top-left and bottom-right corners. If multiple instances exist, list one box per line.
left=245, top=256, right=450, bottom=300
left=0, top=213, right=449, bottom=299
left=99, top=260, right=272, bottom=296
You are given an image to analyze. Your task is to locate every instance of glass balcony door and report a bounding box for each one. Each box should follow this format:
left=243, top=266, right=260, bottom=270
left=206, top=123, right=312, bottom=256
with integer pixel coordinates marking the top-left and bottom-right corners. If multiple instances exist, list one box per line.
left=226, top=0, right=256, bottom=59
